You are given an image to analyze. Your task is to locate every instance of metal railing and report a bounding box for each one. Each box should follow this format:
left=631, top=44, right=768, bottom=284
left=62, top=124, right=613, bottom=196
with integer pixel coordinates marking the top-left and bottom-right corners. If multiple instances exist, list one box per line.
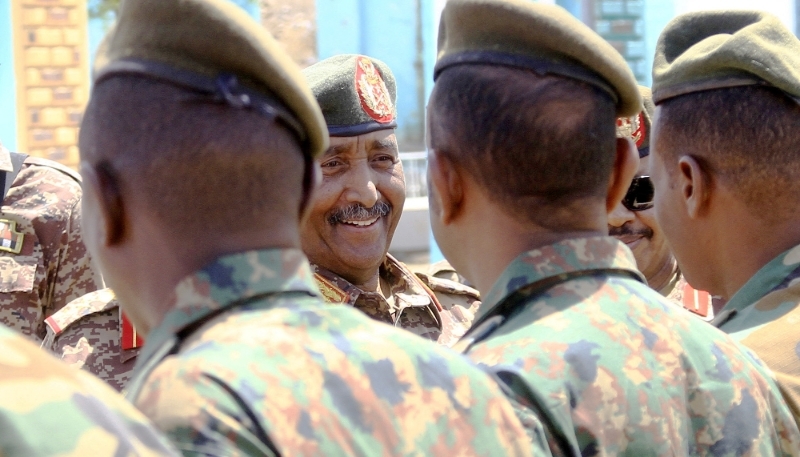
left=400, top=151, right=428, bottom=199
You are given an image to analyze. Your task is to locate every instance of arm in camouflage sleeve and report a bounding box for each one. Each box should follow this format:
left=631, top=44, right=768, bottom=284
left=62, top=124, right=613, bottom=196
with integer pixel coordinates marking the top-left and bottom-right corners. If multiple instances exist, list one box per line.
left=48, top=198, right=104, bottom=320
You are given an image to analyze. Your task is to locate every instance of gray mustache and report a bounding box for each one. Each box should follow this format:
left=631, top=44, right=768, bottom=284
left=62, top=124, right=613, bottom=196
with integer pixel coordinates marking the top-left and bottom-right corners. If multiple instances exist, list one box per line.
left=328, top=202, right=391, bottom=225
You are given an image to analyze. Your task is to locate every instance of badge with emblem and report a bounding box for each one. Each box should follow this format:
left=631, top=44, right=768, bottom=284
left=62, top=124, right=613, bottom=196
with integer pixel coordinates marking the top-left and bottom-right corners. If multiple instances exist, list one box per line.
left=616, top=112, right=645, bottom=147
left=355, top=56, right=394, bottom=123
left=314, top=273, right=349, bottom=303
left=0, top=219, right=24, bottom=254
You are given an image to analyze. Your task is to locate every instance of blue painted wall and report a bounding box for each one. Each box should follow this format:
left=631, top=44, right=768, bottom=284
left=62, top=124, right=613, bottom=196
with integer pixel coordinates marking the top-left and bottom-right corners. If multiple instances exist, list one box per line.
left=316, top=0, right=427, bottom=152
left=0, top=0, right=17, bottom=150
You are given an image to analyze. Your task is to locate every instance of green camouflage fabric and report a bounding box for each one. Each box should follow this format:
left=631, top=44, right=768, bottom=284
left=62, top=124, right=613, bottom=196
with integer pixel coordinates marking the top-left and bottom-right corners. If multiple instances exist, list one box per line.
left=0, top=323, right=177, bottom=456
left=715, top=242, right=800, bottom=424
left=311, top=253, right=481, bottom=347
left=0, top=145, right=104, bottom=340
left=126, top=248, right=533, bottom=456
left=43, top=288, right=138, bottom=391
left=465, top=236, right=800, bottom=456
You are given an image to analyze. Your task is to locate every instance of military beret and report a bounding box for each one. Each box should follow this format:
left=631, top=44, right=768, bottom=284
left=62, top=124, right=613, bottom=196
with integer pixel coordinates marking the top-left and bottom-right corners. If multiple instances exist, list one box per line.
left=616, top=85, right=654, bottom=157
left=303, top=55, right=397, bottom=137
left=652, top=10, right=800, bottom=105
left=93, top=0, right=328, bottom=158
left=434, top=0, right=642, bottom=116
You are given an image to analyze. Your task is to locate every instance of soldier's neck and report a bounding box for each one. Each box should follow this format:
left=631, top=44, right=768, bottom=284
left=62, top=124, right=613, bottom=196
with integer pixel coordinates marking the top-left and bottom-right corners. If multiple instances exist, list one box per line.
left=648, top=255, right=679, bottom=295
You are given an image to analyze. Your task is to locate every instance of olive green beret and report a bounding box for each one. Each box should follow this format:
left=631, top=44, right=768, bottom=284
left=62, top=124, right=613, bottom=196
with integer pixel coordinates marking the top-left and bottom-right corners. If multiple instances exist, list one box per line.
left=435, top=0, right=642, bottom=116
left=616, top=85, right=654, bottom=157
left=303, top=55, right=397, bottom=137
left=93, top=0, right=328, bottom=158
left=652, top=10, right=800, bottom=105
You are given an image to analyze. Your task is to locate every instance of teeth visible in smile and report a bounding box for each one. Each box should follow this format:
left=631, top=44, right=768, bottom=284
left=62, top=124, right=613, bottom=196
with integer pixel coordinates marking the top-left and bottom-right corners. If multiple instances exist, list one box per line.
left=342, top=216, right=379, bottom=226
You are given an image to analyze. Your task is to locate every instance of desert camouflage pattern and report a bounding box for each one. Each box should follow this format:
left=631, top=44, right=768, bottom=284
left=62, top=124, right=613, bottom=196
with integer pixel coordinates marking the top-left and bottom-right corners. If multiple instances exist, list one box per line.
left=715, top=242, right=800, bottom=424
left=43, top=288, right=138, bottom=391
left=429, top=259, right=474, bottom=288
left=0, top=146, right=103, bottom=340
left=126, top=248, right=533, bottom=456
left=0, top=323, right=177, bottom=456
left=311, top=253, right=480, bottom=346
left=466, top=236, right=800, bottom=456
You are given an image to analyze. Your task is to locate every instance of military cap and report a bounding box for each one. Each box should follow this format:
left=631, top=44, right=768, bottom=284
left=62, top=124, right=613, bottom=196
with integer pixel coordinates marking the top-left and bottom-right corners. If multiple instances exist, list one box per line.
left=652, top=10, right=800, bottom=105
left=93, top=0, right=328, bottom=158
left=303, top=55, right=397, bottom=137
left=434, top=0, right=642, bottom=116
left=616, top=85, right=655, bottom=157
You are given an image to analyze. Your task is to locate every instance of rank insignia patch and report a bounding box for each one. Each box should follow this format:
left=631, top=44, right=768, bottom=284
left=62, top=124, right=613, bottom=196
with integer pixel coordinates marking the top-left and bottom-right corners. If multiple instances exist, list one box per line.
left=0, top=219, right=24, bottom=254
left=355, top=56, right=394, bottom=123
left=121, top=311, right=145, bottom=350
left=314, top=273, right=348, bottom=304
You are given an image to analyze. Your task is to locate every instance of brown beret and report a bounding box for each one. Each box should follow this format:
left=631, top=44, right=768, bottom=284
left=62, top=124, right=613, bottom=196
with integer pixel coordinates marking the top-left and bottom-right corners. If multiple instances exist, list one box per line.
left=93, top=0, right=328, bottom=158
left=435, top=0, right=642, bottom=116
left=652, top=10, right=800, bottom=105
left=617, top=85, right=654, bottom=157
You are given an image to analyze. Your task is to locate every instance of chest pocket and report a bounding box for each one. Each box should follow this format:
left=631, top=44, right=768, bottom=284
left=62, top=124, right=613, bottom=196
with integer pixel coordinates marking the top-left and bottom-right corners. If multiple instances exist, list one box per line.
left=0, top=255, right=38, bottom=292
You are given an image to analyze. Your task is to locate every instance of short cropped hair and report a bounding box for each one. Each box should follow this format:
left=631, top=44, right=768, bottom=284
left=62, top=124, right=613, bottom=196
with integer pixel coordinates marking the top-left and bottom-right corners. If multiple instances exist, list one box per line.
left=656, top=85, right=800, bottom=222
left=429, top=65, right=617, bottom=229
left=80, top=75, right=306, bottom=239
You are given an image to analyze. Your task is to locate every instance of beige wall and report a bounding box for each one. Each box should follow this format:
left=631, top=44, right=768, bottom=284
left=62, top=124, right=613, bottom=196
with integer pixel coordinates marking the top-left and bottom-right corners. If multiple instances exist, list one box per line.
left=260, top=0, right=318, bottom=68
left=12, top=0, right=89, bottom=168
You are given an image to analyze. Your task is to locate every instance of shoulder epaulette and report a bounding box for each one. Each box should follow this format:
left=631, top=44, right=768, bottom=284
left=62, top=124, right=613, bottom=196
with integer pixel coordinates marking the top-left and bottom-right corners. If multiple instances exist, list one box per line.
left=415, top=272, right=481, bottom=300
left=23, top=156, right=82, bottom=184
left=45, top=288, right=119, bottom=336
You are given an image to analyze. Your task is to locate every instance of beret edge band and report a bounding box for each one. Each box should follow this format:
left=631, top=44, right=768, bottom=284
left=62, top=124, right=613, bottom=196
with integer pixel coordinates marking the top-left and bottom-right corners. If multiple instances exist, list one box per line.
left=328, top=122, right=397, bottom=137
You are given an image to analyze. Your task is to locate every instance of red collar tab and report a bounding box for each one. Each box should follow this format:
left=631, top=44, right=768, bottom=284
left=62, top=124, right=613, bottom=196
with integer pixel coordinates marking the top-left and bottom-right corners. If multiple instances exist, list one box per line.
left=681, top=282, right=711, bottom=318
left=121, top=311, right=145, bottom=350
left=355, top=56, right=394, bottom=123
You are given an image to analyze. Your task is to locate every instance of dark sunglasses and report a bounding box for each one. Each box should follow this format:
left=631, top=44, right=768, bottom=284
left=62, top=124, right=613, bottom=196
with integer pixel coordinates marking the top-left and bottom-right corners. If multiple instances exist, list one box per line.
left=622, top=176, right=654, bottom=211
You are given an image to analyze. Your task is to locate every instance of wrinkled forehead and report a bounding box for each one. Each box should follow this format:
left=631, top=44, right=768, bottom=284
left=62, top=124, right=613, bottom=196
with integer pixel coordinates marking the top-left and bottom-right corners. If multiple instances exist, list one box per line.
left=324, top=130, right=398, bottom=157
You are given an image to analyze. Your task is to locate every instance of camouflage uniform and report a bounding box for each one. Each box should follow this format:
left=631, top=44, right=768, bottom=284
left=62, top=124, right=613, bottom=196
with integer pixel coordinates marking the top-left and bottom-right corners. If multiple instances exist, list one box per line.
left=714, top=242, right=800, bottom=424
left=313, top=253, right=480, bottom=347
left=464, top=236, right=800, bottom=456
left=125, top=248, right=533, bottom=456
left=0, top=323, right=177, bottom=456
left=42, top=288, right=140, bottom=391
left=0, top=145, right=103, bottom=340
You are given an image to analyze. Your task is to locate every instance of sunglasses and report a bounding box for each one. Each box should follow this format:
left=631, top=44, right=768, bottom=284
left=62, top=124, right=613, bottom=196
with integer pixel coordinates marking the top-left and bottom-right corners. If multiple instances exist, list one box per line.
left=622, top=176, right=654, bottom=211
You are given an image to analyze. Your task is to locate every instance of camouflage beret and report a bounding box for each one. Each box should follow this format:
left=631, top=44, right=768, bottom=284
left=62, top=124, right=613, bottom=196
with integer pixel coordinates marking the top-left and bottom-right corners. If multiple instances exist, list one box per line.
left=616, top=85, right=654, bottom=157
left=93, top=0, right=328, bottom=158
left=434, top=0, right=642, bottom=116
left=303, top=55, right=397, bottom=137
left=652, top=10, right=800, bottom=105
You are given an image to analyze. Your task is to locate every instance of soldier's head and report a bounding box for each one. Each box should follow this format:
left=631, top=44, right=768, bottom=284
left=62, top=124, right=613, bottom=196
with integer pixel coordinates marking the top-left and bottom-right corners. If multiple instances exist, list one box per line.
left=609, top=87, right=672, bottom=284
left=650, top=10, right=800, bottom=294
left=78, top=0, right=327, bottom=332
left=426, top=0, right=641, bottom=279
left=299, top=55, right=405, bottom=285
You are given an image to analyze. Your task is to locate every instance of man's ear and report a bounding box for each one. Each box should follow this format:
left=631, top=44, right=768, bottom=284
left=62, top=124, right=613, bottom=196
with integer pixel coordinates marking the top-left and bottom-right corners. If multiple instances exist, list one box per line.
left=677, top=155, right=710, bottom=219
left=606, top=137, right=639, bottom=212
left=427, top=150, right=463, bottom=225
left=81, top=162, right=127, bottom=246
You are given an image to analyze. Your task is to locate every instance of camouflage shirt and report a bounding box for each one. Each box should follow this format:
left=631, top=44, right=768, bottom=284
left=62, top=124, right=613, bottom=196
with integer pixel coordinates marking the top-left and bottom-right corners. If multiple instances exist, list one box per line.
left=125, top=248, right=533, bottom=456
left=312, top=253, right=480, bottom=347
left=0, top=323, right=177, bottom=456
left=715, top=242, right=800, bottom=424
left=0, top=146, right=103, bottom=340
left=465, top=236, right=800, bottom=456
left=42, top=288, right=140, bottom=391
